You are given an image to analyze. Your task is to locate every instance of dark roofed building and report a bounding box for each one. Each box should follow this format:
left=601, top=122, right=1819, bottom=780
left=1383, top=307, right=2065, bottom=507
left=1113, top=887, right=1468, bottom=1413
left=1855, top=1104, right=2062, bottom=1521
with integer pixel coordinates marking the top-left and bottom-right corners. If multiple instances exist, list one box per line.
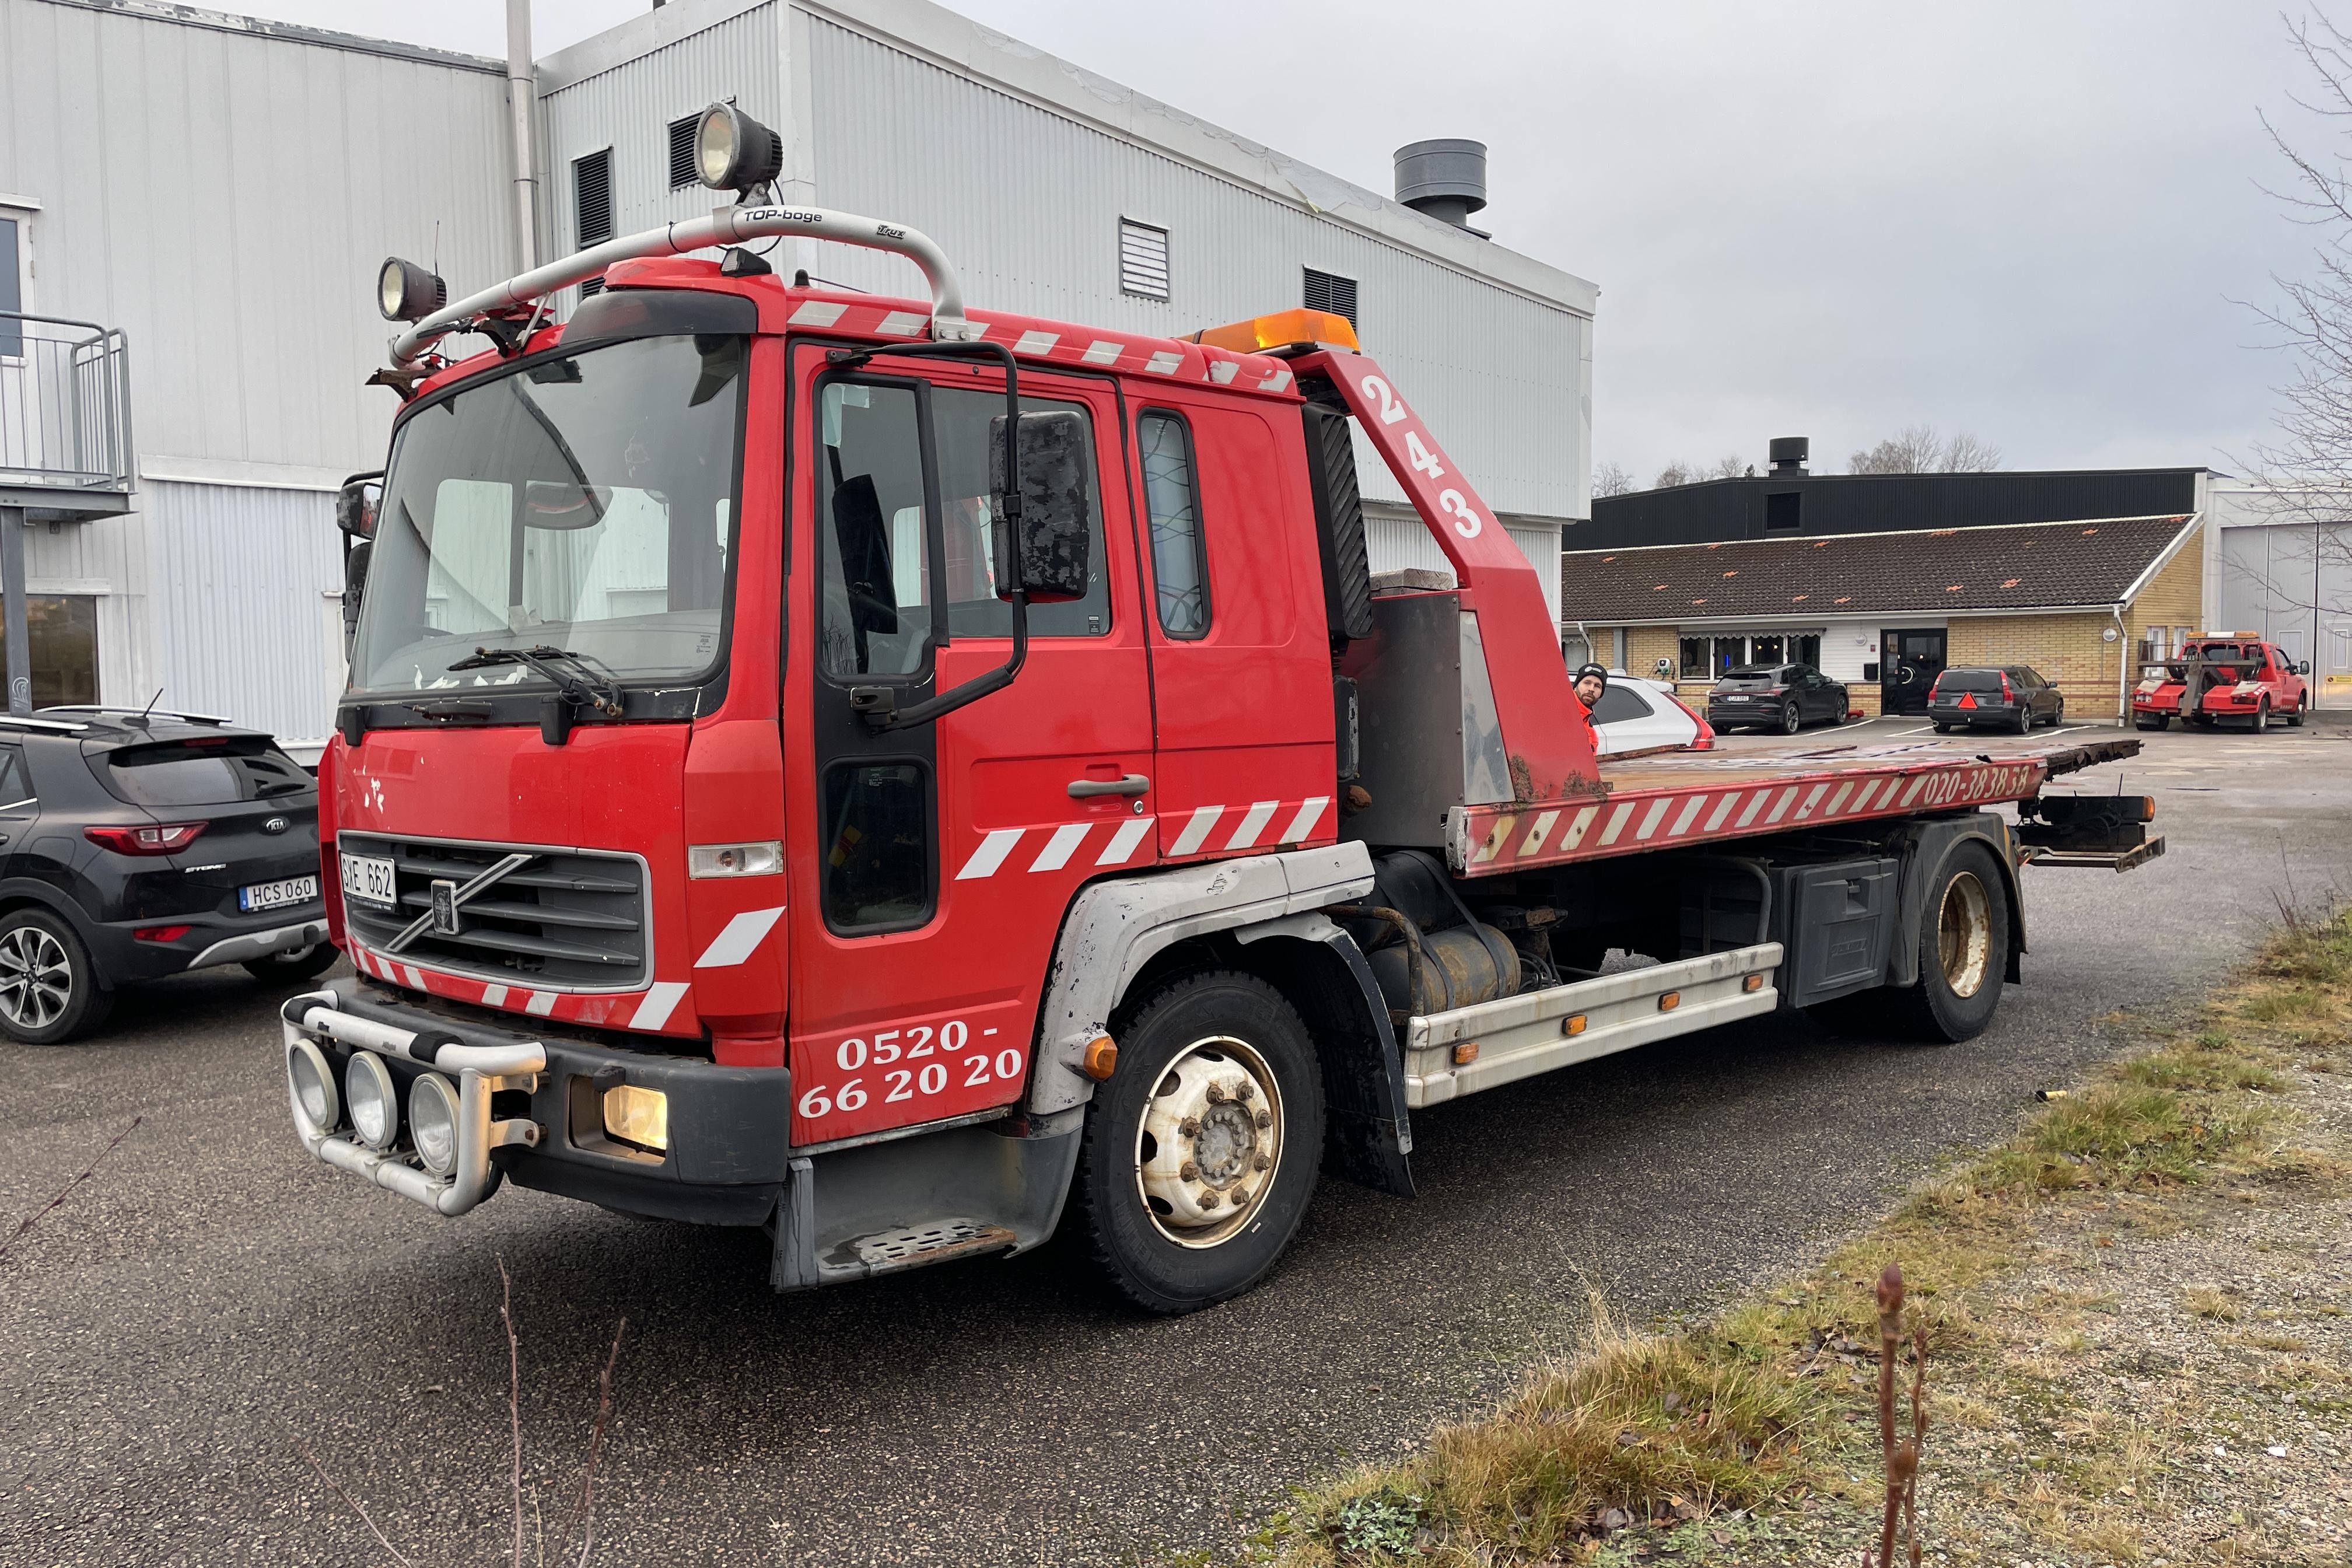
left=1559, top=451, right=2218, bottom=722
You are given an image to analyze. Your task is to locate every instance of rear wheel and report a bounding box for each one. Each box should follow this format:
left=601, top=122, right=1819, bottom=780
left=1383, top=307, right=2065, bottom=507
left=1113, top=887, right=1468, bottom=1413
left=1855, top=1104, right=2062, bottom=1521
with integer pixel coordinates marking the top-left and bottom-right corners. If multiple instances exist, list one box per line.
left=2011, top=706, right=2032, bottom=734
left=1074, top=971, right=1324, bottom=1314
left=1931, top=722, right=1952, bottom=734
left=2135, top=715, right=2169, bottom=731
left=0, top=909, right=113, bottom=1045
left=1808, top=841, right=2009, bottom=1044
left=2250, top=699, right=2270, bottom=734
left=241, top=943, right=340, bottom=983
left=1779, top=701, right=1801, bottom=735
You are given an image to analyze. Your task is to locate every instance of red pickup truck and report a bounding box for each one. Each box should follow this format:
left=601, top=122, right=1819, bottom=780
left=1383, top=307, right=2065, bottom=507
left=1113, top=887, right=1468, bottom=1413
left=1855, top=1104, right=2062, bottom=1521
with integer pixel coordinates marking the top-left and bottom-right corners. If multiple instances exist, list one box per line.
left=2133, top=636, right=2311, bottom=732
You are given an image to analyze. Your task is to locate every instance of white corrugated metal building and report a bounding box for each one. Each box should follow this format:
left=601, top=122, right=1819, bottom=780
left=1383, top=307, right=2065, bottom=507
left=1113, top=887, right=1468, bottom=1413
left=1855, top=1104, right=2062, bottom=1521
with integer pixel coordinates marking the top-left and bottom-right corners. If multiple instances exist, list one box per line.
left=1, top=0, right=1594, bottom=741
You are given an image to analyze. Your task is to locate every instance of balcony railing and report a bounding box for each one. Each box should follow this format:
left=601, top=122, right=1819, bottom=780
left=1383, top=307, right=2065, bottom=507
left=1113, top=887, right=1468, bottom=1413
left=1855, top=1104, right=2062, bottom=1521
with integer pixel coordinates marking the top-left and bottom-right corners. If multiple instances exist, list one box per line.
left=0, top=312, right=134, bottom=510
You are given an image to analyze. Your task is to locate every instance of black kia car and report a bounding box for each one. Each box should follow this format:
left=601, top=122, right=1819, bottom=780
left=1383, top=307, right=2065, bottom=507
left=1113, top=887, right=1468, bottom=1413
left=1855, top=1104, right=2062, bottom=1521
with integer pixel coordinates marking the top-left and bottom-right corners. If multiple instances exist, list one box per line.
left=0, top=707, right=332, bottom=1044
left=1704, top=664, right=1850, bottom=734
left=1928, top=666, right=2066, bottom=733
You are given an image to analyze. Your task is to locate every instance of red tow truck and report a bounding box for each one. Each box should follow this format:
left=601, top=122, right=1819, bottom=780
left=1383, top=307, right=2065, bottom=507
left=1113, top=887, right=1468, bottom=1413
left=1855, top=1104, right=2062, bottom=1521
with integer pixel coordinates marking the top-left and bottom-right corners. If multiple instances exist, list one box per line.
left=281, top=103, right=2158, bottom=1312
left=2132, top=635, right=2311, bottom=732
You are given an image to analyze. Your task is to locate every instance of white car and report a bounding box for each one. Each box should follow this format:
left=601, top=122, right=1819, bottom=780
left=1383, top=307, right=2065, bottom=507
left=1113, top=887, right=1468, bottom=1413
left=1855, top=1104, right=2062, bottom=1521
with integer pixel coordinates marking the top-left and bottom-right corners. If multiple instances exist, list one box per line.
left=1588, top=673, right=1715, bottom=757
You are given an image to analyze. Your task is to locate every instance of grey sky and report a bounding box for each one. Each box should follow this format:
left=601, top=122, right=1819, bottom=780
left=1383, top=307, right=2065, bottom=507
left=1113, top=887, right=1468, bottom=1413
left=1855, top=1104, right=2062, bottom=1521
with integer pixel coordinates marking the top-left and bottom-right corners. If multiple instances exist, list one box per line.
left=246, top=1, right=2323, bottom=484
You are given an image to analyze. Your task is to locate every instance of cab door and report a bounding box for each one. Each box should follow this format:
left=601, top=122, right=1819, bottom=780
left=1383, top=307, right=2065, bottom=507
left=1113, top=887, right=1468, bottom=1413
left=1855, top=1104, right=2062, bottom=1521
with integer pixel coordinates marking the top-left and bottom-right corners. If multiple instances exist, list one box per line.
left=1127, top=393, right=1337, bottom=862
left=779, top=346, right=1156, bottom=1146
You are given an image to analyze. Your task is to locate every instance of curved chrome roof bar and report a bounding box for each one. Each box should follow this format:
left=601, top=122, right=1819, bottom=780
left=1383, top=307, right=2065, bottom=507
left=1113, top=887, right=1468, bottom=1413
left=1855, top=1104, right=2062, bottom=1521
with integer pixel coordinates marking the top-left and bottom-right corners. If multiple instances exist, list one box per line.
left=389, top=203, right=978, bottom=367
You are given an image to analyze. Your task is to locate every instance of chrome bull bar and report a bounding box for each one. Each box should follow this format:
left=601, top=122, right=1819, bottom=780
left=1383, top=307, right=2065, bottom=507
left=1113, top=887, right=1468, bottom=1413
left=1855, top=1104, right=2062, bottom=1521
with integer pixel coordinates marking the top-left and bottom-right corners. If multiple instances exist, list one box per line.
left=279, top=989, right=545, bottom=1216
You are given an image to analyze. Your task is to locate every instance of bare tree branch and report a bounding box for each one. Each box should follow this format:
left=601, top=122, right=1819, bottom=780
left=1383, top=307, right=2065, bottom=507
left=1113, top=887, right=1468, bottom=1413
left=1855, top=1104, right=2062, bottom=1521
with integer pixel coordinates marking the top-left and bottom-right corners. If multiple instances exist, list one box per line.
left=1, top=1116, right=142, bottom=1264
left=561, top=1317, right=628, bottom=1568
left=298, top=1439, right=415, bottom=1568
left=501, top=1256, right=526, bottom=1568
left=1591, top=460, right=1637, bottom=499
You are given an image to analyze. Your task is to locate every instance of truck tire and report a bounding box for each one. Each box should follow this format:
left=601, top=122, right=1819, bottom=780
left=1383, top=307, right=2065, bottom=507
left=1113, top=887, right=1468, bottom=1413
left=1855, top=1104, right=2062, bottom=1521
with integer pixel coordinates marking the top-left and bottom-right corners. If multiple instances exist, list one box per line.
left=1808, top=841, right=2010, bottom=1045
left=2287, top=701, right=2305, bottom=728
left=2249, top=699, right=2269, bottom=734
left=1074, top=970, right=1325, bottom=1314
left=2135, top=715, right=2168, bottom=731
left=0, top=907, right=115, bottom=1045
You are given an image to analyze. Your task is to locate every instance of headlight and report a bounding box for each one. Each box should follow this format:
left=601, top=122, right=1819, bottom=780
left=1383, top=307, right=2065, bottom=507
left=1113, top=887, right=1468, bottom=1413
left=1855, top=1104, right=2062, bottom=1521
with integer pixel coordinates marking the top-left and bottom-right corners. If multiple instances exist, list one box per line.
left=346, top=1051, right=400, bottom=1151
left=408, top=1072, right=461, bottom=1177
left=287, top=1039, right=339, bottom=1132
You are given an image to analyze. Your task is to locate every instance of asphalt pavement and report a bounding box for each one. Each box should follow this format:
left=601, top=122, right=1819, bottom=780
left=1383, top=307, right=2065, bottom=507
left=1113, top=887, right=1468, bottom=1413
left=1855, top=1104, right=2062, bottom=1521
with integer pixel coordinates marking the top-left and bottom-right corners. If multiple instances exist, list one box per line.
left=4, top=713, right=2350, bottom=1566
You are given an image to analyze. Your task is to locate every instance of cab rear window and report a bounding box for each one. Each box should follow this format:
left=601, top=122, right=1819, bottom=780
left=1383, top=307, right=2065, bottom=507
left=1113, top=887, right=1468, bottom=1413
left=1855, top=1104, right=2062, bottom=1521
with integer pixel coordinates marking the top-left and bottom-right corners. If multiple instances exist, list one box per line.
left=94, top=737, right=312, bottom=808
left=1943, top=669, right=2007, bottom=692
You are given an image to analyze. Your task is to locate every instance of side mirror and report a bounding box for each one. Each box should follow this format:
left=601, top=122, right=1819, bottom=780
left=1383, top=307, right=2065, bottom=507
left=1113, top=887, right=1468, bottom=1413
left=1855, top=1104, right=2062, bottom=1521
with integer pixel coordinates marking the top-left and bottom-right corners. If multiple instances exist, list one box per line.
left=2298, top=660, right=2312, bottom=676
left=989, top=410, right=1091, bottom=603
left=335, top=475, right=380, bottom=540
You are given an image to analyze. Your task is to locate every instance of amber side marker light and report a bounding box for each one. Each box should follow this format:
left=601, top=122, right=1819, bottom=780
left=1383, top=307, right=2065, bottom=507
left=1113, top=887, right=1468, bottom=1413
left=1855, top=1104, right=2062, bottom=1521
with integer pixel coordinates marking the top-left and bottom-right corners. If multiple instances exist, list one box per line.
left=1743, top=974, right=1766, bottom=993
left=1658, top=991, right=1682, bottom=1012
left=1452, top=1041, right=1480, bottom=1066
left=1184, top=307, right=1360, bottom=355
left=1080, top=1035, right=1119, bottom=1081
left=1562, top=1014, right=1588, bottom=1037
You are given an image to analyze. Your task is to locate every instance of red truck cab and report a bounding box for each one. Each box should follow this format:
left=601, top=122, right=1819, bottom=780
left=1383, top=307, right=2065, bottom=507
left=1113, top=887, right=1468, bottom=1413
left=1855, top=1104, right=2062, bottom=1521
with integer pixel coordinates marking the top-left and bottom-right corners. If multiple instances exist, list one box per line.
left=2133, top=635, right=2310, bottom=732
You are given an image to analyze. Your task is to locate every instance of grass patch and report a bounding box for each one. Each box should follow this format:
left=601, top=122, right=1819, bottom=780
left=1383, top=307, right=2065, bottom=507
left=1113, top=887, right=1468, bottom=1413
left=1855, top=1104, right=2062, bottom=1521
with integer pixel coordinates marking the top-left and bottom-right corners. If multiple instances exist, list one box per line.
left=1258, top=909, right=2352, bottom=1567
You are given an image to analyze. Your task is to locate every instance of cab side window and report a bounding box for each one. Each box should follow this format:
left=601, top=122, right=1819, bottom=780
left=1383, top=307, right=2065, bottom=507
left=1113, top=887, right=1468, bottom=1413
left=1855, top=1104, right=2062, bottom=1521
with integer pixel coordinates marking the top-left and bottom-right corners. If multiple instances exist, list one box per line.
left=817, top=380, right=935, bottom=681
left=1138, top=411, right=1210, bottom=637
left=0, top=746, right=33, bottom=812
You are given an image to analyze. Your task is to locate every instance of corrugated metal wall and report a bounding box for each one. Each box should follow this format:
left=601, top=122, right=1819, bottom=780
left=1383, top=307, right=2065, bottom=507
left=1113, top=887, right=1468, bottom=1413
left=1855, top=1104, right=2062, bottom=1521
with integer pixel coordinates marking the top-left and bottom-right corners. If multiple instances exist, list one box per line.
left=0, top=0, right=515, bottom=475
left=1366, top=506, right=1562, bottom=624
left=144, top=480, right=345, bottom=741
left=797, top=12, right=1588, bottom=523
left=536, top=5, right=785, bottom=278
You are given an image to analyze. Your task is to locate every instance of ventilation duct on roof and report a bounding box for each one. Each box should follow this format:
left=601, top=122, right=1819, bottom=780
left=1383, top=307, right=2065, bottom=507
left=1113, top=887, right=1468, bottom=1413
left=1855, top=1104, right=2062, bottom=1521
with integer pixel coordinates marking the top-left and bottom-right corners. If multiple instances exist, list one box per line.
left=1394, top=139, right=1489, bottom=236
left=1769, top=437, right=1810, bottom=475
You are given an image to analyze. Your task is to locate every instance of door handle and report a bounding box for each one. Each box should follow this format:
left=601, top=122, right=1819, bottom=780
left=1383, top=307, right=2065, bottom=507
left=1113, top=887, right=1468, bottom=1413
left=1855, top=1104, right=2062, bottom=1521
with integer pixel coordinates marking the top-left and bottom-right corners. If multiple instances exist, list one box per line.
left=1068, top=774, right=1149, bottom=799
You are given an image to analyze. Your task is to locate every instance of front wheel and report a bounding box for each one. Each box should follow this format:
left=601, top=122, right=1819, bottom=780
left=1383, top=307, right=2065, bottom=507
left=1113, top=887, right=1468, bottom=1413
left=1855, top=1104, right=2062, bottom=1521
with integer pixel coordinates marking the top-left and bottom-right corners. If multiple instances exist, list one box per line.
left=2287, top=701, right=2305, bottom=727
left=241, top=942, right=341, bottom=983
left=1074, top=971, right=1325, bottom=1314
left=0, top=908, right=113, bottom=1045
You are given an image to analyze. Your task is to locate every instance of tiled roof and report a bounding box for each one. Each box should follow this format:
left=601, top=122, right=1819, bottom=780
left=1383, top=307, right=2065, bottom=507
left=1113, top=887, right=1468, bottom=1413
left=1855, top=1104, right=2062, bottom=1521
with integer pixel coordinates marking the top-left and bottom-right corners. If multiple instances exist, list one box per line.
left=1558, top=514, right=2194, bottom=623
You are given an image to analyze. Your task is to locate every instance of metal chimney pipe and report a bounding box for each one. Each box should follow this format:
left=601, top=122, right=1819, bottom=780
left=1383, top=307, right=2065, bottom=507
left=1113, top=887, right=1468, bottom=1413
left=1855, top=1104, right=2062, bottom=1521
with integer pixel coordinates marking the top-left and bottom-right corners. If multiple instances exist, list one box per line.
left=506, top=0, right=539, bottom=272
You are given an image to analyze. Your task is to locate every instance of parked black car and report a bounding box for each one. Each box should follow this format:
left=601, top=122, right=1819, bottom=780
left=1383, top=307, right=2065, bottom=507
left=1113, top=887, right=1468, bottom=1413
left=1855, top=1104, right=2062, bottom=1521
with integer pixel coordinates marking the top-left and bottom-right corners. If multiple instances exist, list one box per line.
left=1928, top=666, right=2065, bottom=733
left=1705, top=664, right=1850, bottom=734
left=0, top=707, right=332, bottom=1044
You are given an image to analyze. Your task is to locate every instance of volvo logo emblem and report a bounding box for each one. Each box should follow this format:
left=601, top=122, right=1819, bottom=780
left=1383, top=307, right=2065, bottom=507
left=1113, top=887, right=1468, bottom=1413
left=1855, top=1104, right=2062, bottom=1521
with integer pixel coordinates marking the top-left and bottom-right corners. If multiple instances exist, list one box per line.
left=261, top=816, right=289, bottom=835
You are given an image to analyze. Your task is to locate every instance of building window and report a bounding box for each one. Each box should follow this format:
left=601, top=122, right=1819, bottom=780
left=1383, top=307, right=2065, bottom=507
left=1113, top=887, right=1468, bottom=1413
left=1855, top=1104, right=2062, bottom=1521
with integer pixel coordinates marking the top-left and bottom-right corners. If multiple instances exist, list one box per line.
left=1765, top=491, right=1802, bottom=530
left=0, top=594, right=99, bottom=708
left=667, top=114, right=699, bottom=190
left=1679, top=636, right=1712, bottom=679
left=575, top=148, right=614, bottom=295
left=0, top=211, right=22, bottom=359
left=1562, top=632, right=1592, bottom=668
left=1304, top=266, right=1357, bottom=326
left=1138, top=412, right=1209, bottom=636
left=1119, top=219, right=1170, bottom=300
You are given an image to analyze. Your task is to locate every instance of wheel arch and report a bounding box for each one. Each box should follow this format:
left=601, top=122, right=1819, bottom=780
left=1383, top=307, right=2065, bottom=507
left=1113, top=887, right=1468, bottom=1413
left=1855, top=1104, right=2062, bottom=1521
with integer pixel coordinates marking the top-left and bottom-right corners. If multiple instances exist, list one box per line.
left=1026, top=844, right=1414, bottom=1198
left=1888, top=814, right=2025, bottom=989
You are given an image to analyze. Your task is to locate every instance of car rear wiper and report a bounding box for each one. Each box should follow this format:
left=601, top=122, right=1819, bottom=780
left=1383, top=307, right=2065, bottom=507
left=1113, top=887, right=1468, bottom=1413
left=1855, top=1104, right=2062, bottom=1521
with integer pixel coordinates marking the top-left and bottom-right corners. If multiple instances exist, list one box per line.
left=445, top=646, right=625, bottom=717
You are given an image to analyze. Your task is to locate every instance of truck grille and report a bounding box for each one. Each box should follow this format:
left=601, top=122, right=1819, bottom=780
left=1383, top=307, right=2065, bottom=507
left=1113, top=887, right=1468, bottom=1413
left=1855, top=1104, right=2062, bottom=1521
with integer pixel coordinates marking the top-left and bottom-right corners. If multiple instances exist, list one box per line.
left=337, top=833, right=649, bottom=990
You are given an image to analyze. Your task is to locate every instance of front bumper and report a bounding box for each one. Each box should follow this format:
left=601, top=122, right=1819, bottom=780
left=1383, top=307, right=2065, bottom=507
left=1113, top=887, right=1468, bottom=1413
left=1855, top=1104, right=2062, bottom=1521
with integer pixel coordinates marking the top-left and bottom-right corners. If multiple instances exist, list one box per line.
left=278, top=978, right=796, bottom=1223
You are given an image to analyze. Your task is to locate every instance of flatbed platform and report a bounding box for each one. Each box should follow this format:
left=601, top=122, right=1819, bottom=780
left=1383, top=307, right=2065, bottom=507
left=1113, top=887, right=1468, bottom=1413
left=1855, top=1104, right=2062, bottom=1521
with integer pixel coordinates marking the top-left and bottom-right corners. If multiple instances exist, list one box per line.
left=1447, top=730, right=2141, bottom=874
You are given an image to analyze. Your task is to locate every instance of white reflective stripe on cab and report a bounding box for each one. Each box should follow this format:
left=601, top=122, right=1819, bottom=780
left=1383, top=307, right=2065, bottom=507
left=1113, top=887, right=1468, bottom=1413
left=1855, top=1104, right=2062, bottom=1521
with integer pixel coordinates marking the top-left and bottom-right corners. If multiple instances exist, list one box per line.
left=695, top=907, right=785, bottom=968
left=630, top=981, right=688, bottom=1031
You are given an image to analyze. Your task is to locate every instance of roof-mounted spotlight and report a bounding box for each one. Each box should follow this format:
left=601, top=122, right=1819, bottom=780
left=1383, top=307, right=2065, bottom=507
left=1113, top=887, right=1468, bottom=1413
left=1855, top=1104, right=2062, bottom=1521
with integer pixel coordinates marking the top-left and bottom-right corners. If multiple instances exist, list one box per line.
left=377, top=257, right=447, bottom=323
left=695, top=102, right=784, bottom=196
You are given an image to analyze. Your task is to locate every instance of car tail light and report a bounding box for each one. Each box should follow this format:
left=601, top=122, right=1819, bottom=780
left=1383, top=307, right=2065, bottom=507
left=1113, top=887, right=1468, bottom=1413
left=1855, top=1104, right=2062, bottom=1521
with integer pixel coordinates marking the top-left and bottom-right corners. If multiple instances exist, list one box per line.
left=85, top=822, right=206, bottom=856
left=1999, top=672, right=2015, bottom=702
left=1927, top=673, right=1944, bottom=698
left=133, top=925, right=192, bottom=943
left=320, top=838, right=347, bottom=946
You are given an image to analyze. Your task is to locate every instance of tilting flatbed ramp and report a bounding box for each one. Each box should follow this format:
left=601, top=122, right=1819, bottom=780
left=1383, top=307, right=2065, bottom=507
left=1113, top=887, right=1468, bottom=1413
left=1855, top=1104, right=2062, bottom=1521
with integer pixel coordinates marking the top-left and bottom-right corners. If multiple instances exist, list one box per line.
left=1448, top=734, right=2143, bottom=874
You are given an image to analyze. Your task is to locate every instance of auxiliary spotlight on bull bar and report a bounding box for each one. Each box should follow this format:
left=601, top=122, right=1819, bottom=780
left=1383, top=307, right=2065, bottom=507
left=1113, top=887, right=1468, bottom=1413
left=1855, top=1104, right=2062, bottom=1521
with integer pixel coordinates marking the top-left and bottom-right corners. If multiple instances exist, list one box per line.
left=280, top=991, right=545, bottom=1216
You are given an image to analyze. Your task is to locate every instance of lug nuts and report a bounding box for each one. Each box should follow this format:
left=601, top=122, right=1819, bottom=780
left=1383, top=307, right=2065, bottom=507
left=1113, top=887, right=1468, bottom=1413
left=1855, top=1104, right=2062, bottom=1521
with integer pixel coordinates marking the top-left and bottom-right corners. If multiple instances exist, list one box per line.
left=1204, top=1083, right=1226, bottom=1105
left=1179, top=1160, right=1199, bottom=1181
left=1254, top=1153, right=1272, bottom=1171
left=1235, top=1080, right=1255, bottom=1101
left=1178, top=1116, right=1200, bottom=1137
left=1254, top=1110, right=1272, bottom=1130
left=1232, top=1187, right=1251, bottom=1206
left=1199, top=1190, right=1221, bottom=1209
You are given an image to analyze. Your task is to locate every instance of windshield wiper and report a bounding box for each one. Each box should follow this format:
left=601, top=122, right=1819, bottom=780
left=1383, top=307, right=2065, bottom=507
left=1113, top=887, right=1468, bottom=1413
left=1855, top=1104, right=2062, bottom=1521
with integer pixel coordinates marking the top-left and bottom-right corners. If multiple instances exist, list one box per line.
left=446, top=646, right=626, bottom=717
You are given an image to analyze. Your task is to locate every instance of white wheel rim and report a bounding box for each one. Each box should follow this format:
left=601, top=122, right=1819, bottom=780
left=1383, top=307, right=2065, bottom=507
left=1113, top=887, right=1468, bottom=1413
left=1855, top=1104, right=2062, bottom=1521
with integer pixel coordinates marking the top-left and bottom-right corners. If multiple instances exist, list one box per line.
left=1133, top=1035, right=1283, bottom=1249
left=0, top=925, right=73, bottom=1029
left=1937, top=872, right=1993, bottom=999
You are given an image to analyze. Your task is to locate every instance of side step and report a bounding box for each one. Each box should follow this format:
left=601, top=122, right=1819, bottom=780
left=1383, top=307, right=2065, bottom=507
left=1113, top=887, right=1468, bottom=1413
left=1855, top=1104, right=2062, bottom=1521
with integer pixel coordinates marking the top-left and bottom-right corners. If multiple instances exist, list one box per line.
left=1401, top=942, right=1783, bottom=1108
left=2022, top=834, right=2166, bottom=872
left=828, top=1220, right=1019, bottom=1279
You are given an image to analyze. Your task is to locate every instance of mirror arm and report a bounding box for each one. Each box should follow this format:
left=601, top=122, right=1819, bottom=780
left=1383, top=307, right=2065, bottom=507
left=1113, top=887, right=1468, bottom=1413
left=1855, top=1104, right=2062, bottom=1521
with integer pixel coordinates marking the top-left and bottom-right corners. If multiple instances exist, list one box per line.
left=827, top=340, right=1033, bottom=732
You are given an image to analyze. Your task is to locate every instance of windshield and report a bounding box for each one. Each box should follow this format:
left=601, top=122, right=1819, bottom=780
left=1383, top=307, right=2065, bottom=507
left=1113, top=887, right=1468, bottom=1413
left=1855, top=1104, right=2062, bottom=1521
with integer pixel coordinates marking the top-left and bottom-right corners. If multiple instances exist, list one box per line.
left=349, top=332, right=745, bottom=696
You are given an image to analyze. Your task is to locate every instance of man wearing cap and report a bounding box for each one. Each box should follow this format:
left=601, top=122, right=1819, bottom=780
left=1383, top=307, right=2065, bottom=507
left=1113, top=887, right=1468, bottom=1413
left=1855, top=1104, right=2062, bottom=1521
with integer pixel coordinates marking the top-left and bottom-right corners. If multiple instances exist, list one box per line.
left=1572, top=662, right=1608, bottom=710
